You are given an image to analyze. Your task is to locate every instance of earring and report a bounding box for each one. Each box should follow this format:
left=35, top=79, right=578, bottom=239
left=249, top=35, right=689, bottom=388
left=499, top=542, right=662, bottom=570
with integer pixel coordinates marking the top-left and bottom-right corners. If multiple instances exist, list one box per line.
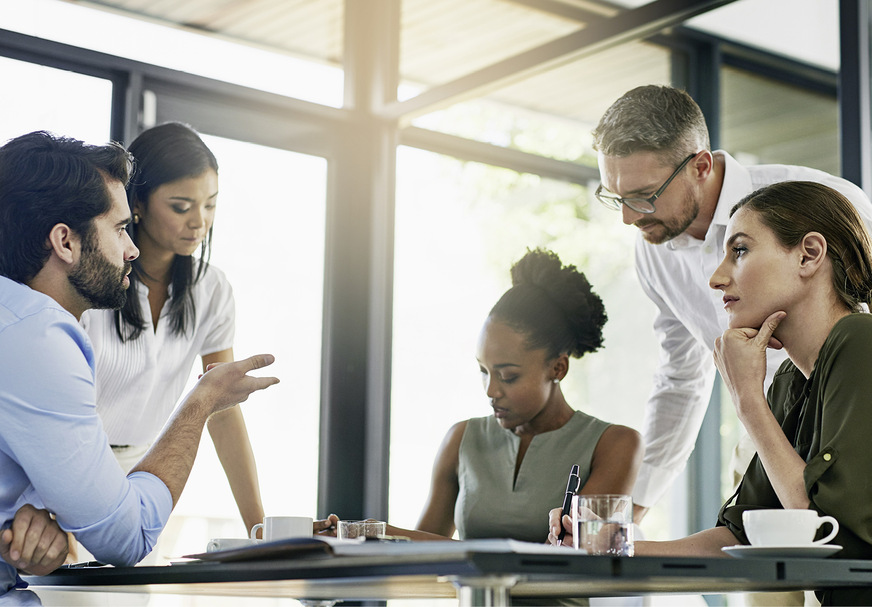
left=552, top=378, right=560, bottom=384
left=133, top=213, right=140, bottom=224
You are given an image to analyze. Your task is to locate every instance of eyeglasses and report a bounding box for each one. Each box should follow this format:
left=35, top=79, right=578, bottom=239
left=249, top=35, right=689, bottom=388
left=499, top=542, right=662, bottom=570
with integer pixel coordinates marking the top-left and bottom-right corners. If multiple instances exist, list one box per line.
left=595, top=152, right=698, bottom=214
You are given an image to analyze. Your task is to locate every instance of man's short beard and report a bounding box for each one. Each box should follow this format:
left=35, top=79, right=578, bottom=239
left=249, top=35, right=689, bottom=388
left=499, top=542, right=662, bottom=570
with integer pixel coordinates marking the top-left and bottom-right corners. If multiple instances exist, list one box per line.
left=638, top=193, right=700, bottom=245
left=68, top=228, right=130, bottom=310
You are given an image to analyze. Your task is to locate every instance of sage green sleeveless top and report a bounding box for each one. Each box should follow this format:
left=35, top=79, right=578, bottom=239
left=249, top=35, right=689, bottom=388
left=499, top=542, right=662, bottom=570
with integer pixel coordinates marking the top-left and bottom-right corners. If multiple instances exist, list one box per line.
left=455, top=410, right=611, bottom=543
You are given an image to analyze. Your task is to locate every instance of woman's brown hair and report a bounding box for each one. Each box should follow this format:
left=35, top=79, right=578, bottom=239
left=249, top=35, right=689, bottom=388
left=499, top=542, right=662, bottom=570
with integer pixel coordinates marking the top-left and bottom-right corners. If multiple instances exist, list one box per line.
left=731, top=181, right=872, bottom=312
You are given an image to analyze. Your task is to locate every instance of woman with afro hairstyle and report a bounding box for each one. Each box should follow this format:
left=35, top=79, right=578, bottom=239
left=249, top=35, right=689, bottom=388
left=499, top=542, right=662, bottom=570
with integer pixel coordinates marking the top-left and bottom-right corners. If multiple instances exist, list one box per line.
left=384, top=248, right=642, bottom=544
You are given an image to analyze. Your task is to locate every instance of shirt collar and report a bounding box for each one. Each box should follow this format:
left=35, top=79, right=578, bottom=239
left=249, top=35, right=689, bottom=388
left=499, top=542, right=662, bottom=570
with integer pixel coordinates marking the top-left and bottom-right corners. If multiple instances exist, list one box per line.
left=665, top=150, right=748, bottom=251
left=712, top=150, right=752, bottom=229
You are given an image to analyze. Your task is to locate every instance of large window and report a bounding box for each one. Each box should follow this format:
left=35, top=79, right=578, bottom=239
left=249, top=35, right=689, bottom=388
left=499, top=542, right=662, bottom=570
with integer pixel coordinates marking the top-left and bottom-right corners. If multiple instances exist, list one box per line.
left=164, top=135, right=327, bottom=559
left=720, top=65, right=839, bottom=174
left=0, top=56, right=111, bottom=144
left=389, top=34, right=687, bottom=541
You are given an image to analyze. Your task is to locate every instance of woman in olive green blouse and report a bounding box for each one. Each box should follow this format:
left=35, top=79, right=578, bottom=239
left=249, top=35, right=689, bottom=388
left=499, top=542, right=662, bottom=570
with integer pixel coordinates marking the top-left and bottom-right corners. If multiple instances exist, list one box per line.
left=550, top=181, right=872, bottom=606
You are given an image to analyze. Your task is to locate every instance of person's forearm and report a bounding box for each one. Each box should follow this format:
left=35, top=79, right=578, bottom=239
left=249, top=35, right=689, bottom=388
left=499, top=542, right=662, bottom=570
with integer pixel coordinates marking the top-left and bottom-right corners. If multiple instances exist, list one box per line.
left=130, top=354, right=278, bottom=506
left=738, top=402, right=809, bottom=509
left=209, top=406, right=264, bottom=532
left=385, top=524, right=454, bottom=541
left=634, top=526, right=736, bottom=557
left=633, top=504, right=649, bottom=524
left=416, top=505, right=458, bottom=539
left=130, top=395, right=210, bottom=505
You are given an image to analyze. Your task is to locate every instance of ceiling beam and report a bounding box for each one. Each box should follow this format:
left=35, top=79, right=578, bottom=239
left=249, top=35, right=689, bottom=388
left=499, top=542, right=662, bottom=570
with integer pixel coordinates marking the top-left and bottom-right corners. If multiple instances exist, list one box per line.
left=382, top=0, right=739, bottom=123
left=401, top=126, right=599, bottom=185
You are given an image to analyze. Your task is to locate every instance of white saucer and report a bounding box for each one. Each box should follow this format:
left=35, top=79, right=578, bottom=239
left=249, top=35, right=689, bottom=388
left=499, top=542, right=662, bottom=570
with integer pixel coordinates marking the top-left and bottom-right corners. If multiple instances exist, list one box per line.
left=722, top=544, right=842, bottom=559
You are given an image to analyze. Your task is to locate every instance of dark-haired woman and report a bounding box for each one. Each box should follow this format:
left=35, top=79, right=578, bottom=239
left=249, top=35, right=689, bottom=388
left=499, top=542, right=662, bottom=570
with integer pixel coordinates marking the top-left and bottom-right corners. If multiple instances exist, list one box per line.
left=386, top=249, right=642, bottom=543
left=80, top=123, right=263, bottom=534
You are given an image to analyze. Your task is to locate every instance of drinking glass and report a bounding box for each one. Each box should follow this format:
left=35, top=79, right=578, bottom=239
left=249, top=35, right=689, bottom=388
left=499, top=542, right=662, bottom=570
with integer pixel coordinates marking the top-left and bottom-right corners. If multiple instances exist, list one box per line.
left=572, top=494, right=634, bottom=556
left=337, top=520, right=386, bottom=540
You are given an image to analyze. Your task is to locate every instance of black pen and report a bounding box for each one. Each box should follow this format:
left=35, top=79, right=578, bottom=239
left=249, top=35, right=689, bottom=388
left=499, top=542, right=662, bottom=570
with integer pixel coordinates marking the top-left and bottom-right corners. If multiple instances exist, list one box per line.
left=556, top=464, right=580, bottom=546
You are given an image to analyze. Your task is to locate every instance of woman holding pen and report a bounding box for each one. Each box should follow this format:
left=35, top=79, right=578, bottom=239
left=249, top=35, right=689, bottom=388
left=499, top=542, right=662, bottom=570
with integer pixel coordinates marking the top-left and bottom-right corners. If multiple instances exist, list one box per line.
left=386, top=248, right=642, bottom=543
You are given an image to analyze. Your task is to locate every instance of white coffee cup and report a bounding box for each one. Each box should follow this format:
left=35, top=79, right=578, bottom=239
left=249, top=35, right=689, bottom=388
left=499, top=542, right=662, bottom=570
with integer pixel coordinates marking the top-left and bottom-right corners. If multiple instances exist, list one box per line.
left=743, top=509, right=839, bottom=547
left=250, top=516, right=313, bottom=541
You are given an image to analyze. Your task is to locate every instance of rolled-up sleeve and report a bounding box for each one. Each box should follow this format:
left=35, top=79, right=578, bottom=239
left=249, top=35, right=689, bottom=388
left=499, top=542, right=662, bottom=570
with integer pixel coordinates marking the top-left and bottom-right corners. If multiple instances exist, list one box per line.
left=804, top=318, right=872, bottom=547
left=58, top=472, right=171, bottom=565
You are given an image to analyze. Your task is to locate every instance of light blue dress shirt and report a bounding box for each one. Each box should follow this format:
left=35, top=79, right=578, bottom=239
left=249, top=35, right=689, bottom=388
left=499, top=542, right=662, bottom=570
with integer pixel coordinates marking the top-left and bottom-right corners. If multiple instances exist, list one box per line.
left=0, top=276, right=172, bottom=593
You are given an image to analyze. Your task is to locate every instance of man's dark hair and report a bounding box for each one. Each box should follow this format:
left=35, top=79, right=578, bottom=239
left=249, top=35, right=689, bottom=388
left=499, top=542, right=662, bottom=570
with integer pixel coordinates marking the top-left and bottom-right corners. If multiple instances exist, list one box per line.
left=0, top=131, right=133, bottom=283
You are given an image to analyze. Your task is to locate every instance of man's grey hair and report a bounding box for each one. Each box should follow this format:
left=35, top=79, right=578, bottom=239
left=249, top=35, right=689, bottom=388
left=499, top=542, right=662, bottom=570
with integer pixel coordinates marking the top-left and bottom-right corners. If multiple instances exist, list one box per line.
left=592, top=85, right=711, bottom=167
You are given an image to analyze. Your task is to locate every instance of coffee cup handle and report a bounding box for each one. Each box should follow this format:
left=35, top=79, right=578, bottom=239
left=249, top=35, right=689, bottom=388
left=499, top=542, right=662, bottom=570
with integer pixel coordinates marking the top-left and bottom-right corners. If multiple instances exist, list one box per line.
left=813, top=515, right=839, bottom=545
left=250, top=523, right=264, bottom=541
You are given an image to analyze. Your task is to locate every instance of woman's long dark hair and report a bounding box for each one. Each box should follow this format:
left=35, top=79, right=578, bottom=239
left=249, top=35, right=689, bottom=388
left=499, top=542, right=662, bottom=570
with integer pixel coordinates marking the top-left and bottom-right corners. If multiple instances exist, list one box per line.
left=115, top=122, right=219, bottom=341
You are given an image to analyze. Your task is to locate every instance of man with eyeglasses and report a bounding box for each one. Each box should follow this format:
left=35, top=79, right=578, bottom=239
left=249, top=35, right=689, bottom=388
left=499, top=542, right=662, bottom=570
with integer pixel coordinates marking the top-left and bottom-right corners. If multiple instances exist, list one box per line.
left=594, top=85, right=872, bottom=524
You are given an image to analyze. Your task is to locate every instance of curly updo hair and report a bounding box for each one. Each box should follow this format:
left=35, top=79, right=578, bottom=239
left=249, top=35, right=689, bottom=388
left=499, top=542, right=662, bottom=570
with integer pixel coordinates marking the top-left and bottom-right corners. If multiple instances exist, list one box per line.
left=489, top=249, right=607, bottom=359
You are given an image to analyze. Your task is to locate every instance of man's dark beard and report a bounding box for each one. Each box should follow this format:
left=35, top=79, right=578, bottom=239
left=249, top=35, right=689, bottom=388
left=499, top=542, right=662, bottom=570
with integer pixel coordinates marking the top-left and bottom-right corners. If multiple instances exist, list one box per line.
left=68, top=230, right=131, bottom=310
left=638, top=194, right=700, bottom=245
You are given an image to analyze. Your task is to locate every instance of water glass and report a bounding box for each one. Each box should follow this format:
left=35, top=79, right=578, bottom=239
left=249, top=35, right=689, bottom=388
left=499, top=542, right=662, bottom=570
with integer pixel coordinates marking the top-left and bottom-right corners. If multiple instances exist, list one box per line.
left=337, top=519, right=386, bottom=540
left=572, top=494, right=634, bottom=556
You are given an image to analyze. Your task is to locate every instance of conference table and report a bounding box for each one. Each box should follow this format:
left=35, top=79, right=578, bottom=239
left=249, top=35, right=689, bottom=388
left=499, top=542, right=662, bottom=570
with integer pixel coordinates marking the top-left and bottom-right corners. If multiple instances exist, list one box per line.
left=21, top=538, right=872, bottom=606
